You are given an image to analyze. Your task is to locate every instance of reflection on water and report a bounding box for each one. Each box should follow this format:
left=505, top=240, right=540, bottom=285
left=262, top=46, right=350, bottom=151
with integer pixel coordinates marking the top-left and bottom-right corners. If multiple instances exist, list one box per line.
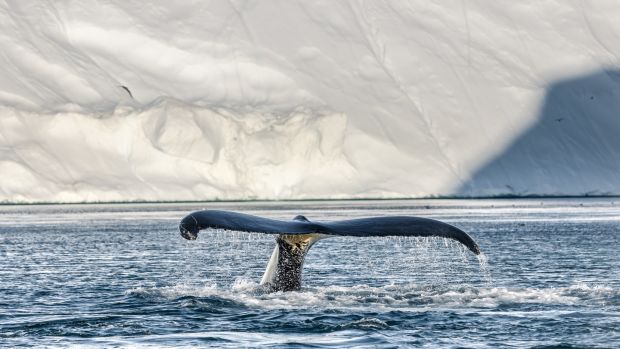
left=0, top=198, right=618, bottom=348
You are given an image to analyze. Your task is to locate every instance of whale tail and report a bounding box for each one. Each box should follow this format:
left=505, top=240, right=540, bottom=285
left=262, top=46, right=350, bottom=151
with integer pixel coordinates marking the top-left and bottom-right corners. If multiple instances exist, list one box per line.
left=179, top=210, right=482, bottom=291
left=260, top=233, right=325, bottom=291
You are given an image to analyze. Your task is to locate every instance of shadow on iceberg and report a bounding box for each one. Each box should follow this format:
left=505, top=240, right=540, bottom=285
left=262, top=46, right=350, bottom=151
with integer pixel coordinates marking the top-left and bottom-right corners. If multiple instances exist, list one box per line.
left=457, top=69, right=620, bottom=197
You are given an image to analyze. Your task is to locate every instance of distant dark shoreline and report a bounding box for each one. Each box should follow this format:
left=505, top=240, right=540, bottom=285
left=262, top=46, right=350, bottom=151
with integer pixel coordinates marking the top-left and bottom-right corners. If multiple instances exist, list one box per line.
left=1, top=195, right=618, bottom=206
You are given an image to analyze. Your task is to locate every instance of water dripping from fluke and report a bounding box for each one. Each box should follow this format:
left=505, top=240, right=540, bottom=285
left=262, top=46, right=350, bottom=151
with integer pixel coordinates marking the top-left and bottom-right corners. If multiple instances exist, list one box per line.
left=477, top=252, right=492, bottom=285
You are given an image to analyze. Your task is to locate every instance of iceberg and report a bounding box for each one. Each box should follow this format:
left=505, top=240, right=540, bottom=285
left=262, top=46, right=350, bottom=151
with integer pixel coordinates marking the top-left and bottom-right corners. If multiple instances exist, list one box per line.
left=1, top=1, right=619, bottom=202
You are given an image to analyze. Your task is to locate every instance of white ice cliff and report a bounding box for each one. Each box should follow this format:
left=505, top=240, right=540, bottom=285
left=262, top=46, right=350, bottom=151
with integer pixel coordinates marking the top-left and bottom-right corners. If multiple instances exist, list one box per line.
left=1, top=1, right=619, bottom=202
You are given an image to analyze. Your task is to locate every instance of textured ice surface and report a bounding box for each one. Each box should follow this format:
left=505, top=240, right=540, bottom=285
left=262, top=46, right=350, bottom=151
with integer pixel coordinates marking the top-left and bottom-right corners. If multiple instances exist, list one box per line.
left=1, top=1, right=619, bottom=202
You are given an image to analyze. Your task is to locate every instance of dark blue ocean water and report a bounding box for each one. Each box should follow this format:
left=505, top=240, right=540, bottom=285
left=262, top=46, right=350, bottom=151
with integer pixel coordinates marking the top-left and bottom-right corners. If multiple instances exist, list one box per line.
left=1, top=199, right=618, bottom=348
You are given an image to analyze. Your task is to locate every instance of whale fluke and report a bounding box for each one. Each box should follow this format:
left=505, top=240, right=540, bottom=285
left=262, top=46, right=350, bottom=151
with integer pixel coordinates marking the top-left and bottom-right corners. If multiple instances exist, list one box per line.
left=179, top=210, right=481, bottom=291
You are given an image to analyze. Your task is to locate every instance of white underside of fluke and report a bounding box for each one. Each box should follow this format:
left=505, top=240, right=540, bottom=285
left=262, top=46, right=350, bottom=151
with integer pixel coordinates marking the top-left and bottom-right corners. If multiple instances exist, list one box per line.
left=260, top=245, right=280, bottom=286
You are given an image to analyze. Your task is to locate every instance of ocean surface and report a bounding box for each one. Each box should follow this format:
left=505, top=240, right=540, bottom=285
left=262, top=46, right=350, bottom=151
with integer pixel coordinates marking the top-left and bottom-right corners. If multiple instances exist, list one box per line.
left=0, top=199, right=618, bottom=348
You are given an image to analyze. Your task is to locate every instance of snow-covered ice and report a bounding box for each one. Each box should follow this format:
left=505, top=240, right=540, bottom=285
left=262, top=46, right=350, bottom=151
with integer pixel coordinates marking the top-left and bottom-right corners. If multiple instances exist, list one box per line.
left=1, top=1, right=619, bottom=202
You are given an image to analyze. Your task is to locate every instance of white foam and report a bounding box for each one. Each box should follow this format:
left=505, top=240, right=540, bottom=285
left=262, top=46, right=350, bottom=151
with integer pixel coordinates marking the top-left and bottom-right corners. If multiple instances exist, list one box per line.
left=126, top=281, right=617, bottom=312
left=59, top=330, right=371, bottom=349
left=126, top=282, right=219, bottom=298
